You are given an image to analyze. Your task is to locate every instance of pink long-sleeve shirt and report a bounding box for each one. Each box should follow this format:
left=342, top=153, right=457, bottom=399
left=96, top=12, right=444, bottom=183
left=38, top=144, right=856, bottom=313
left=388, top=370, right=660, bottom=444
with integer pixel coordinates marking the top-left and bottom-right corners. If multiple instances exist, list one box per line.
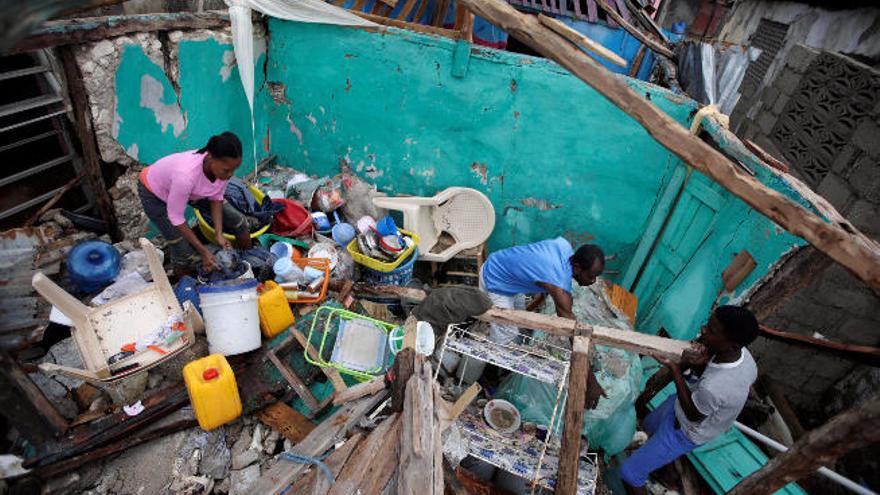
left=140, top=150, right=228, bottom=226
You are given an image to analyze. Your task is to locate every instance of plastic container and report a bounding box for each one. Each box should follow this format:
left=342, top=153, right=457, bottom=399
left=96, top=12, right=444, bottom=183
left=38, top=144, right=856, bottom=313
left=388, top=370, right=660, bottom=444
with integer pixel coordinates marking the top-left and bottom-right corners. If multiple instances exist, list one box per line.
left=258, top=281, right=294, bottom=338
left=67, top=240, right=121, bottom=292
left=269, top=241, right=294, bottom=261
left=361, top=248, right=418, bottom=286
left=273, top=257, right=305, bottom=285
left=311, top=212, right=331, bottom=231
left=195, top=184, right=270, bottom=245
left=198, top=279, right=261, bottom=355
left=286, top=258, right=330, bottom=304
left=347, top=229, right=420, bottom=273
left=183, top=354, right=242, bottom=431
left=331, top=211, right=356, bottom=247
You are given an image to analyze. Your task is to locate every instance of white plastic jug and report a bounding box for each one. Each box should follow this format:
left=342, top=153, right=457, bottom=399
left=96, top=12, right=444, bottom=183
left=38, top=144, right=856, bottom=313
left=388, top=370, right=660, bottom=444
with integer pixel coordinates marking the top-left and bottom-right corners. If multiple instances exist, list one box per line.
left=197, top=279, right=261, bottom=355
left=273, top=257, right=305, bottom=285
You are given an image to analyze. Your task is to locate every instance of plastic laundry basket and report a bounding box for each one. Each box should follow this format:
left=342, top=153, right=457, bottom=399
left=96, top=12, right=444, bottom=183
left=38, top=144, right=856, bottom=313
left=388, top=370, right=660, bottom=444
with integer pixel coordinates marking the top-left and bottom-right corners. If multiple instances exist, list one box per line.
left=361, top=248, right=418, bottom=286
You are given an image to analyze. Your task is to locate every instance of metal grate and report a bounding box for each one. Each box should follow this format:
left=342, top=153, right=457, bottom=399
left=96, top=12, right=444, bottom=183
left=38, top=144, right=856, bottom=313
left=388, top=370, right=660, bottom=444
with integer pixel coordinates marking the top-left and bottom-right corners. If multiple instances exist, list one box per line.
left=743, top=19, right=789, bottom=89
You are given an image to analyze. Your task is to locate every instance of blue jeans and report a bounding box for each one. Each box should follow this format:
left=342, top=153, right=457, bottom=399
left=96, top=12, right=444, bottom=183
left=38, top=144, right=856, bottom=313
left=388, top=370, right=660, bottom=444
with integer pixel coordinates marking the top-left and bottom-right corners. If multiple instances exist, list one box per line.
left=619, top=395, right=700, bottom=487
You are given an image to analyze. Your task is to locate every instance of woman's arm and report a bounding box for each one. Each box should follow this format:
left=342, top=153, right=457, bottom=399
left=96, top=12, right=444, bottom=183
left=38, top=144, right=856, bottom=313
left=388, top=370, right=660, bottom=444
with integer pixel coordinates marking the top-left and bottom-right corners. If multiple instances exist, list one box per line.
left=174, top=223, right=218, bottom=271
left=209, top=200, right=231, bottom=249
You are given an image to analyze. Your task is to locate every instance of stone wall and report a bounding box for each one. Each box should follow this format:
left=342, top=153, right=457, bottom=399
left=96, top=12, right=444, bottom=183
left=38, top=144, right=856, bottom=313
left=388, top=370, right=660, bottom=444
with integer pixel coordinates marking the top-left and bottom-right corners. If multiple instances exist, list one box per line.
left=737, top=45, right=880, bottom=415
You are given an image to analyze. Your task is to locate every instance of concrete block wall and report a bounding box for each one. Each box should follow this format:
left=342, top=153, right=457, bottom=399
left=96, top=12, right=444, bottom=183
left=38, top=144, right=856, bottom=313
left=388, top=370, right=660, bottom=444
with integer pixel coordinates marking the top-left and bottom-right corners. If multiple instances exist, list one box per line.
left=736, top=46, right=880, bottom=416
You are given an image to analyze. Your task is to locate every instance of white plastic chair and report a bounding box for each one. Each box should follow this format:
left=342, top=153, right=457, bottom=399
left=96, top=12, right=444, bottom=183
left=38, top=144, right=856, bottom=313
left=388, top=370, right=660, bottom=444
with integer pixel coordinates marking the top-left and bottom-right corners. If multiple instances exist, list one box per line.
left=372, top=187, right=495, bottom=262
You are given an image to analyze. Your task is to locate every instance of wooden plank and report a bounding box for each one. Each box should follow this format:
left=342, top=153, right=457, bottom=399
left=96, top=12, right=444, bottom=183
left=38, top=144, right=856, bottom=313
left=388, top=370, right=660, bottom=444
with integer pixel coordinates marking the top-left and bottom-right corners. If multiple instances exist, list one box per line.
left=58, top=45, right=119, bottom=239
left=391, top=348, right=416, bottom=413
left=628, top=44, right=647, bottom=77
left=290, top=327, right=348, bottom=392
left=556, top=336, right=590, bottom=495
left=247, top=391, right=388, bottom=495
left=728, top=394, right=880, bottom=495
left=255, top=401, right=316, bottom=444
left=593, top=0, right=674, bottom=58
left=288, top=433, right=363, bottom=495
left=759, top=324, right=880, bottom=367
left=538, top=14, right=627, bottom=67
left=398, top=359, right=439, bottom=493
left=454, top=4, right=475, bottom=42
left=457, top=0, right=880, bottom=292
left=761, top=376, right=806, bottom=441
left=0, top=349, right=68, bottom=443
left=350, top=10, right=459, bottom=38
left=722, top=250, right=757, bottom=291
left=332, top=374, right=388, bottom=406
left=431, top=0, right=451, bottom=27
left=266, top=350, right=320, bottom=413
left=747, top=247, right=831, bottom=321
left=346, top=282, right=702, bottom=361
left=450, top=382, right=481, bottom=421
left=394, top=0, right=419, bottom=20
left=327, top=413, right=401, bottom=495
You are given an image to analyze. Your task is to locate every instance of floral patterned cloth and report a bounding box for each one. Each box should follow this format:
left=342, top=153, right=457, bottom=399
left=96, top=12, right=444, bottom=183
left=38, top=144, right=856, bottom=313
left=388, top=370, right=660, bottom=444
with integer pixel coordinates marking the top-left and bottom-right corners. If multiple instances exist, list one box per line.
left=445, top=330, right=567, bottom=385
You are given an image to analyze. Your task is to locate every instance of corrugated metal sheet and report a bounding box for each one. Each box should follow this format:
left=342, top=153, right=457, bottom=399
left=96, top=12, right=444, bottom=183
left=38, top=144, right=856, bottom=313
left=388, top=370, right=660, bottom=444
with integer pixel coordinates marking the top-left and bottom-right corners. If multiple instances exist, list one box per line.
left=0, top=225, right=92, bottom=349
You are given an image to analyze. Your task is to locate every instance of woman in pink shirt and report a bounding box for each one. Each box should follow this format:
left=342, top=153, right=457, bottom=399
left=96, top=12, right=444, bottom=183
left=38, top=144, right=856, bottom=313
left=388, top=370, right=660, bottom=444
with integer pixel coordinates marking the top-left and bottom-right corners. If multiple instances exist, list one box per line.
left=138, top=132, right=251, bottom=276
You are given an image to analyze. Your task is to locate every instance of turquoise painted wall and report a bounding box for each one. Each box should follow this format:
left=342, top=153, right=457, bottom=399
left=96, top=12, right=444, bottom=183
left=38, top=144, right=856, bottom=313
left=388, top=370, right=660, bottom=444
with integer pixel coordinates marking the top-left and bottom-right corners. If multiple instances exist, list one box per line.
left=105, top=21, right=820, bottom=343
left=262, top=20, right=698, bottom=277
left=113, top=36, right=265, bottom=176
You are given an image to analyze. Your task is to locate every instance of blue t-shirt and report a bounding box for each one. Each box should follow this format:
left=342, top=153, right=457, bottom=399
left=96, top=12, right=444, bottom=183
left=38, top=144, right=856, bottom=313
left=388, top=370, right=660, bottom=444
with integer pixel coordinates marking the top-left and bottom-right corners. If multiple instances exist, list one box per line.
left=482, top=238, right=574, bottom=296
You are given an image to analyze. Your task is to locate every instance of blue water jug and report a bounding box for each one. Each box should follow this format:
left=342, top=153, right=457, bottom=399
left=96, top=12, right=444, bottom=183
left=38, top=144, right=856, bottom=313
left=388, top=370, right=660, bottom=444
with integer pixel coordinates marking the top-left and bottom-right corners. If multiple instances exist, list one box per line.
left=67, top=240, right=121, bottom=293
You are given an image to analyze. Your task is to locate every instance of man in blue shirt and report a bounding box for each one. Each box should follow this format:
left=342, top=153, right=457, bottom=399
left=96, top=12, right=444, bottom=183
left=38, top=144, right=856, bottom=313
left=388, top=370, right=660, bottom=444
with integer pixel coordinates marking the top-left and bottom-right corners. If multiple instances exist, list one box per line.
left=480, top=237, right=605, bottom=342
left=480, top=237, right=606, bottom=406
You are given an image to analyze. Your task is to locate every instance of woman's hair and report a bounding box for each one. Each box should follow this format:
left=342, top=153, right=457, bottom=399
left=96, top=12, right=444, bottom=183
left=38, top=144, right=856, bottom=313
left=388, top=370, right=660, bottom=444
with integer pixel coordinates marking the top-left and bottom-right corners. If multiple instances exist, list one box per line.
left=198, top=132, right=242, bottom=159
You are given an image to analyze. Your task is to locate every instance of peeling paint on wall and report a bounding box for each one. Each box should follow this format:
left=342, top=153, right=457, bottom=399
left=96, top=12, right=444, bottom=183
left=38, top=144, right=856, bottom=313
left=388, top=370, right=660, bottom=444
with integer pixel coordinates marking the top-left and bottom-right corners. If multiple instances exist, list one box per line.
left=139, top=74, right=186, bottom=136
left=521, top=197, right=562, bottom=211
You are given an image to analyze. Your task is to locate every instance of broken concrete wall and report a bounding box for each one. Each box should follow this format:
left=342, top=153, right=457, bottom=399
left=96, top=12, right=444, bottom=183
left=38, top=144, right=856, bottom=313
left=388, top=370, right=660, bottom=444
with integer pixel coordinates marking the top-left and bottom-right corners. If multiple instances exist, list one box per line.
left=734, top=46, right=880, bottom=415
left=261, top=20, right=700, bottom=278
left=75, top=26, right=267, bottom=240
left=719, top=0, right=880, bottom=133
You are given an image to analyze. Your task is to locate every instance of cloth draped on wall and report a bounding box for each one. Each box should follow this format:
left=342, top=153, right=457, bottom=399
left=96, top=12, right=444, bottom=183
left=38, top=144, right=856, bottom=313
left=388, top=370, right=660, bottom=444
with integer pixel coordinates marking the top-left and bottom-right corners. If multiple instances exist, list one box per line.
left=223, top=0, right=376, bottom=170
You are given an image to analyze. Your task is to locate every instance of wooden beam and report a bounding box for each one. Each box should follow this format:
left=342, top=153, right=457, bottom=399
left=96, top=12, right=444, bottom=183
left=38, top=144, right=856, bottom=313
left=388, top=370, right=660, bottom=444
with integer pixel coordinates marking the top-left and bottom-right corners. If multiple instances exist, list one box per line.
left=248, top=392, right=388, bottom=495
left=759, top=324, right=880, bottom=367
left=449, top=382, right=481, bottom=421
left=538, top=14, right=627, bottom=67
left=350, top=10, right=459, bottom=39
left=342, top=282, right=703, bottom=361
left=288, top=433, right=363, bottom=495
left=391, top=347, right=417, bottom=413
left=454, top=4, right=475, bottom=42
left=0, top=350, right=68, bottom=444
left=327, top=413, right=401, bottom=495
left=760, top=376, right=805, bottom=441
left=594, top=0, right=674, bottom=59
left=728, top=394, right=880, bottom=495
left=255, top=401, right=316, bottom=444
left=266, top=350, right=320, bottom=413
left=10, top=11, right=231, bottom=54
left=747, top=247, right=831, bottom=321
left=722, top=250, right=757, bottom=291
left=57, top=45, right=120, bottom=240
left=556, top=336, right=590, bottom=494
left=398, top=358, right=441, bottom=493
left=457, top=0, right=880, bottom=291
left=24, top=170, right=86, bottom=227
left=332, top=374, right=388, bottom=406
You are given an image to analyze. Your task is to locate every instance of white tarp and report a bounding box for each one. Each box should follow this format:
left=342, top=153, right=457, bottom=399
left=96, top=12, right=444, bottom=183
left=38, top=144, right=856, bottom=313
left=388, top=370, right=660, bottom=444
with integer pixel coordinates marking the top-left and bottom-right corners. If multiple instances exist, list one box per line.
left=224, top=0, right=375, bottom=167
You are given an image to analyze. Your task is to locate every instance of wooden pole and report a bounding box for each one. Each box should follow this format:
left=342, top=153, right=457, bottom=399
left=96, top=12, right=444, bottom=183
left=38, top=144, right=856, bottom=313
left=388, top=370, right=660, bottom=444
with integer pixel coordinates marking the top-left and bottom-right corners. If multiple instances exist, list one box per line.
left=594, top=0, right=674, bottom=59
left=0, top=349, right=68, bottom=444
left=9, top=11, right=231, bottom=54
left=398, top=358, right=441, bottom=493
left=57, top=45, right=120, bottom=240
left=728, top=394, right=880, bottom=495
left=454, top=4, right=475, bottom=42
left=556, top=336, right=591, bottom=494
left=456, top=0, right=880, bottom=291
left=538, top=14, right=627, bottom=67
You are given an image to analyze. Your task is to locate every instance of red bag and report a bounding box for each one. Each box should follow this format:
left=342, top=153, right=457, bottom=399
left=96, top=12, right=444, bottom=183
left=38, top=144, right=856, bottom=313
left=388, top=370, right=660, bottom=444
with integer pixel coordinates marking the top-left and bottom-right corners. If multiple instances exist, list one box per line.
left=271, top=198, right=313, bottom=237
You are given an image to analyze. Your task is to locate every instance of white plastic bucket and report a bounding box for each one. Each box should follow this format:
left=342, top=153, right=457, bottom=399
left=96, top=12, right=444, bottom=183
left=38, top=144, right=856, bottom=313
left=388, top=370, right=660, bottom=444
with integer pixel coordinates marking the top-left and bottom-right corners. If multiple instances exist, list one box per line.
left=198, top=278, right=261, bottom=355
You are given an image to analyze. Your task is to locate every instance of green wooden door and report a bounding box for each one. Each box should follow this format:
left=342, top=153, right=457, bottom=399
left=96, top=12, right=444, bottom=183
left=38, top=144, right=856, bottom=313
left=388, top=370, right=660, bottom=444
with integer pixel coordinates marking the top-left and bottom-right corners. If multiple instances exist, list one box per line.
left=633, top=172, right=727, bottom=328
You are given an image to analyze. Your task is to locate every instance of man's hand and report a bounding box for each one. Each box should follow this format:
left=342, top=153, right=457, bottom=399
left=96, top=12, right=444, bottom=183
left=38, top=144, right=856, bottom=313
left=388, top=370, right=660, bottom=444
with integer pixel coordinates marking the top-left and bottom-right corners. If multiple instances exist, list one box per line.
left=585, top=371, right=607, bottom=410
left=653, top=353, right=681, bottom=374
left=215, top=233, right=232, bottom=250
left=681, top=347, right=709, bottom=368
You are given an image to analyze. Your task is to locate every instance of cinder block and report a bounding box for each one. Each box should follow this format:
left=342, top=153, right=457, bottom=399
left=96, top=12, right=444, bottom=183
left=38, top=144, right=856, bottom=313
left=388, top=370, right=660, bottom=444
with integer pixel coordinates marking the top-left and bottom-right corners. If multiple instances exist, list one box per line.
left=762, top=86, right=780, bottom=108
left=847, top=199, right=880, bottom=236
left=776, top=70, right=803, bottom=96
left=757, top=111, right=778, bottom=135
left=786, top=44, right=820, bottom=73
left=847, top=154, right=880, bottom=202
left=831, top=145, right=860, bottom=176
left=852, top=118, right=880, bottom=157
left=772, top=94, right=791, bottom=115
left=839, top=316, right=880, bottom=345
left=817, top=173, right=854, bottom=210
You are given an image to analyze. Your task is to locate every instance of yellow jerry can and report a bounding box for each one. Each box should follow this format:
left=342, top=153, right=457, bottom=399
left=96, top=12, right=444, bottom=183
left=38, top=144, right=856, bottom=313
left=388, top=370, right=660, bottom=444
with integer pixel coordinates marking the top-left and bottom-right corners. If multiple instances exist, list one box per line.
left=183, top=354, right=242, bottom=431
left=258, top=281, right=295, bottom=338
